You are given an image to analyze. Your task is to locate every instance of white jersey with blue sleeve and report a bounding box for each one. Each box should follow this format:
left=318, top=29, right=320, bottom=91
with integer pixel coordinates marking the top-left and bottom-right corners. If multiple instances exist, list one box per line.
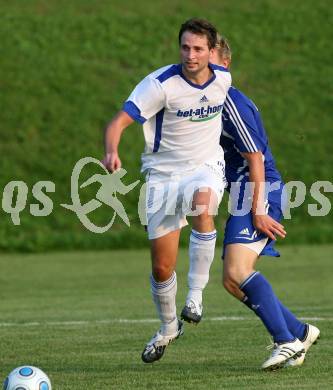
left=123, top=63, right=231, bottom=173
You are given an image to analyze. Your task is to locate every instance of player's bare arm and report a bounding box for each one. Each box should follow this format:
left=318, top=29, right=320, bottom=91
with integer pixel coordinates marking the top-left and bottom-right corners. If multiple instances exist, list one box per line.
left=103, top=110, right=134, bottom=172
left=241, top=151, right=286, bottom=240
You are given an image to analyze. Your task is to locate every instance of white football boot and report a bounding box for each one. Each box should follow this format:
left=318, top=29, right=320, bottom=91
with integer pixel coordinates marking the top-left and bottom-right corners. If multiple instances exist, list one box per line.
left=180, top=300, right=203, bottom=324
left=262, top=338, right=305, bottom=370
left=141, top=320, right=184, bottom=363
left=285, top=324, right=320, bottom=367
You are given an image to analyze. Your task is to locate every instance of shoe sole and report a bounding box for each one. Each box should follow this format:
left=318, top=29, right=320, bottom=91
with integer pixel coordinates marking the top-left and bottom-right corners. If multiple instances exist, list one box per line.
left=180, top=307, right=202, bottom=325
left=141, top=345, right=166, bottom=363
left=263, top=349, right=305, bottom=371
left=285, top=352, right=306, bottom=368
left=284, top=333, right=321, bottom=369
left=312, top=334, right=320, bottom=346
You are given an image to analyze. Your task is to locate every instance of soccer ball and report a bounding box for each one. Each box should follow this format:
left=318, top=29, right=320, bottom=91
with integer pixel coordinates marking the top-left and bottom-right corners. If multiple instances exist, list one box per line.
left=3, top=366, right=51, bottom=390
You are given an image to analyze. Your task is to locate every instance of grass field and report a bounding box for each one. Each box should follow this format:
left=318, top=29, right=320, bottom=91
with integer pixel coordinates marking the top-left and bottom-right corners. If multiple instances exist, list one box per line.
left=0, top=245, right=332, bottom=389
left=1, top=1, right=332, bottom=250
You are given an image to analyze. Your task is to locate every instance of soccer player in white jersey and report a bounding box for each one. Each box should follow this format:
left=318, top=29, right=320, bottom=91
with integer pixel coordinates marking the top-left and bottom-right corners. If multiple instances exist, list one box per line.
left=207, top=37, right=320, bottom=370
left=103, top=19, right=231, bottom=363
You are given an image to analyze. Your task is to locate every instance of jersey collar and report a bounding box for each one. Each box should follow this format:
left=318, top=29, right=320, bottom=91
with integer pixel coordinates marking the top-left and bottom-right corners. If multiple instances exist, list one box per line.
left=178, top=63, right=216, bottom=90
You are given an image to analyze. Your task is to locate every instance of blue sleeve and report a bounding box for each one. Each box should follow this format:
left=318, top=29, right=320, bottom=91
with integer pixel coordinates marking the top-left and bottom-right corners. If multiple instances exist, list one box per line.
left=223, top=92, right=265, bottom=153
left=122, top=101, right=146, bottom=124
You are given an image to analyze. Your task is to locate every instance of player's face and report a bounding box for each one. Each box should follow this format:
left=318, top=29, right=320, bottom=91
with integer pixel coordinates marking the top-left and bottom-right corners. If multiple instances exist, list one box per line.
left=180, top=31, right=212, bottom=75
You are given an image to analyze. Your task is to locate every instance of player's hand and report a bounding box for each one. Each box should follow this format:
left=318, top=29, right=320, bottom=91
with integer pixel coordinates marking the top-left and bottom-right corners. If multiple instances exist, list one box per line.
left=252, top=214, right=286, bottom=241
left=102, top=152, right=122, bottom=172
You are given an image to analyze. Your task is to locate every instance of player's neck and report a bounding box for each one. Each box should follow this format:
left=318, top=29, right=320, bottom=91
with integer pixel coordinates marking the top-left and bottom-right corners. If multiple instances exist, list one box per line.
left=182, top=66, right=213, bottom=86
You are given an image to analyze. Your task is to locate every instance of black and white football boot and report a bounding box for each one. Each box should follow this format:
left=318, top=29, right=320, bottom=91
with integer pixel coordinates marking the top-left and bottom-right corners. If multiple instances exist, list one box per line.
left=262, top=338, right=305, bottom=370
left=141, top=320, right=184, bottom=363
left=180, top=300, right=203, bottom=324
left=285, top=324, right=320, bottom=367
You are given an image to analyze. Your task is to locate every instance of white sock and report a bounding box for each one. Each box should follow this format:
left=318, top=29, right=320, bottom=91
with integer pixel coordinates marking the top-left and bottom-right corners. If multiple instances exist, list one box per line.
left=186, top=229, right=217, bottom=305
left=150, top=272, right=178, bottom=336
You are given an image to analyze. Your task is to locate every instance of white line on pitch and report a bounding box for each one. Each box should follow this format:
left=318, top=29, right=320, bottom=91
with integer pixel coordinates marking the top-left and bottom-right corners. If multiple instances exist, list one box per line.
left=0, top=316, right=331, bottom=328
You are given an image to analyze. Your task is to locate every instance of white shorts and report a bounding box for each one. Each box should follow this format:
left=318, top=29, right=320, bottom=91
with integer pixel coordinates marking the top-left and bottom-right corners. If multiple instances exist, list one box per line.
left=238, top=238, right=269, bottom=256
left=145, top=159, right=226, bottom=239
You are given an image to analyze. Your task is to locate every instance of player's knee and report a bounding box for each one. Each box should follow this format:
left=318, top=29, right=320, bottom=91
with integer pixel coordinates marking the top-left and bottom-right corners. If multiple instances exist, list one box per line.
left=223, top=264, right=248, bottom=294
left=152, top=263, right=174, bottom=282
left=192, top=212, right=215, bottom=232
left=192, top=189, right=218, bottom=216
left=224, top=261, right=255, bottom=285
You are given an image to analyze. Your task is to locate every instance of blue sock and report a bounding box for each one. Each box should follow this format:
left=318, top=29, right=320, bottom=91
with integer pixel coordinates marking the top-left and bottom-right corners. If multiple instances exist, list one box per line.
left=275, top=301, right=306, bottom=340
left=243, top=296, right=307, bottom=340
left=240, top=272, right=295, bottom=343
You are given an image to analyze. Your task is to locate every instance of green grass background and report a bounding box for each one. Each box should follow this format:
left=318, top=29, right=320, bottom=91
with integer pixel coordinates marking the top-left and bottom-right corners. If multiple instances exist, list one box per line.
left=0, top=246, right=332, bottom=389
left=0, top=0, right=332, bottom=251
left=0, top=4, right=331, bottom=387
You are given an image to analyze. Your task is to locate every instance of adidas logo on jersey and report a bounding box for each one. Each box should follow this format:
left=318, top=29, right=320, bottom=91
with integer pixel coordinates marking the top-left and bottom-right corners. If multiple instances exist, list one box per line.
left=199, top=95, right=209, bottom=103
left=238, top=228, right=250, bottom=236
left=235, top=228, right=259, bottom=240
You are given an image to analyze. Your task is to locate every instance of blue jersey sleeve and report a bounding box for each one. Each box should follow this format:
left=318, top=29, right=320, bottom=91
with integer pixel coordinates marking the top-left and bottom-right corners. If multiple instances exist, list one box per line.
left=223, top=91, right=265, bottom=153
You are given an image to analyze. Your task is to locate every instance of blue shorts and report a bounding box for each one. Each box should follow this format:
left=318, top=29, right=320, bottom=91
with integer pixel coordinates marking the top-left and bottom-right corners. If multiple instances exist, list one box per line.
left=222, top=180, right=284, bottom=259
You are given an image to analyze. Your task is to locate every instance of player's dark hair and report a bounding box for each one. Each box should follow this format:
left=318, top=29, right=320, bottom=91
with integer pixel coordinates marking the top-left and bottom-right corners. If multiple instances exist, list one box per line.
left=178, top=18, right=218, bottom=50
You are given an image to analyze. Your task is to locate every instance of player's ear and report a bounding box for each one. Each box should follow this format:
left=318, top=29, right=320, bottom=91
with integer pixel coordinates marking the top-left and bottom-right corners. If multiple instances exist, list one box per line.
left=209, top=48, right=218, bottom=64
left=223, top=59, right=230, bottom=69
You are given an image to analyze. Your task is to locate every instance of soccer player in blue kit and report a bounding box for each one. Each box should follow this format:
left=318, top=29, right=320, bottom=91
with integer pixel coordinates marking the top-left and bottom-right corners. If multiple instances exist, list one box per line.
left=183, top=36, right=320, bottom=370
left=103, top=19, right=231, bottom=363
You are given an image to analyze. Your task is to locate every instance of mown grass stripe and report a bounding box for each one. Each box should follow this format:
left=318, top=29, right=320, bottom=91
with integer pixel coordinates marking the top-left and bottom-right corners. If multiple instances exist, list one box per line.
left=0, top=316, right=330, bottom=328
